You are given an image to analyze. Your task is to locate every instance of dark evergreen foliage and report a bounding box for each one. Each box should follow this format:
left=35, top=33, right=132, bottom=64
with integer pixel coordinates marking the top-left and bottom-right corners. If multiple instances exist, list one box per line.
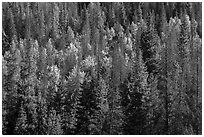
left=2, top=2, right=202, bottom=135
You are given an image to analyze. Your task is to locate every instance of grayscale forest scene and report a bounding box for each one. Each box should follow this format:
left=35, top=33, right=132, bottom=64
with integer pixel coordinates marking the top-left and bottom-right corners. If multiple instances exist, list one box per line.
left=2, top=2, right=202, bottom=135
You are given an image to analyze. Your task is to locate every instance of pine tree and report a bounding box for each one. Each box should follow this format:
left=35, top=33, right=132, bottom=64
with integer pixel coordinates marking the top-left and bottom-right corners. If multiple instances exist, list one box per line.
left=140, top=11, right=160, bottom=75
left=2, top=56, right=8, bottom=134
left=89, top=76, right=109, bottom=135
left=2, top=29, right=10, bottom=55
left=7, top=6, right=17, bottom=42
left=14, top=104, right=28, bottom=135
left=108, top=3, right=116, bottom=27
left=160, top=3, right=168, bottom=37
left=60, top=76, right=78, bottom=134
left=36, top=95, right=48, bottom=134
left=170, top=13, right=193, bottom=134
left=53, top=3, right=60, bottom=40
left=24, top=40, right=39, bottom=134
left=25, top=3, right=32, bottom=40
left=37, top=3, right=46, bottom=46
left=2, top=2, right=202, bottom=135
left=124, top=49, right=149, bottom=135
left=104, top=27, right=125, bottom=134
left=38, top=46, right=48, bottom=99
left=62, top=41, right=78, bottom=77
left=3, top=38, right=22, bottom=135
left=119, top=3, right=127, bottom=27
left=188, top=19, right=202, bottom=134
left=46, top=39, right=56, bottom=67
left=178, top=12, right=191, bottom=67
left=106, top=86, right=124, bottom=135
left=81, top=9, right=91, bottom=59
left=47, top=108, right=63, bottom=135
left=61, top=44, right=84, bottom=134
left=76, top=77, right=99, bottom=134
left=137, top=3, right=143, bottom=24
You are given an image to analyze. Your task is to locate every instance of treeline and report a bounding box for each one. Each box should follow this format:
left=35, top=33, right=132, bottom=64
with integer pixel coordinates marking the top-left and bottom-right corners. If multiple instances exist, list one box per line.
left=2, top=2, right=202, bottom=135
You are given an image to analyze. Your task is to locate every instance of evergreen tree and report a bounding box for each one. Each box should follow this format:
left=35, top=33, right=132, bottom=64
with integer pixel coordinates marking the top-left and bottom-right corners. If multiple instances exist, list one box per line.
left=7, top=6, right=17, bottom=42
left=81, top=9, right=91, bottom=59
left=3, top=39, right=22, bottom=134
left=53, top=3, right=60, bottom=40
left=104, top=27, right=125, bottom=134
left=159, top=3, right=168, bottom=37
left=25, top=3, right=32, bottom=40
left=14, top=104, right=28, bottom=135
left=124, top=49, right=149, bottom=135
left=62, top=43, right=84, bottom=134
left=2, top=2, right=202, bottom=135
left=178, top=12, right=191, bottom=66
left=188, top=19, right=202, bottom=134
left=76, top=77, right=99, bottom=134
left=2, top=56, right=8, bottom=134
left=140, top=11, right=160, bottom=75
left=36, top=94, right=48, bottom=134
left=47, top=108, right=63, bottom=135
left=2, top=29, right=10, bottom=55
left=25, top=40, right=39, bottom=134
left=37, top=3, right=46, bottom=46
left=90, top=76, right=109, bottom=135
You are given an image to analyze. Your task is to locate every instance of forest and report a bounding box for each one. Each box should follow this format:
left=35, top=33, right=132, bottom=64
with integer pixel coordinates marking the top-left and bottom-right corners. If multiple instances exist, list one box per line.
left=2, top=2, right=202, bottom=135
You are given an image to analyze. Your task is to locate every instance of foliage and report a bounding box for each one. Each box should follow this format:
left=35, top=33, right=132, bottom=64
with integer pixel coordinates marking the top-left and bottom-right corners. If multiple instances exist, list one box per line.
left=2, top=2, right=202, bottom=135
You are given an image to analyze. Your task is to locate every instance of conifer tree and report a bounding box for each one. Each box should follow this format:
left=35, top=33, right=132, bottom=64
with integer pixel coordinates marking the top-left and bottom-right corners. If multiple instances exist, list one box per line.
left=178, top=12, right=191, bottom=67
left=104, top=25, right=125, bottom=134
left=24, top=40, right=39, bottom=134
left=25, top=3, right=32, bottom=40
left=160, top=3, right=168, bottom=37
left=89, top=76, right=109, bottom=135
left=37, top=4, right=46, bottom=46
left=188, top=19, right=202, bottom=134
left=53, top=3, right=60, bottom=40
left=137, top=3, right=143, bottom=24
left=118, top=3, right=127, bottom=27
left=3, top=39, right=22, bottom=134
left=108, top=3, right=116, bottom=27
left=124, top=49, right=149, bottom=135
left=38, top=46, right=48, bottom=99
left=2, top=2, right=202, bottom=135
left=140, top=11, right=160, bottom=75
left=47, top=108, right=63, bottom=135
left=81, top=9, right=91, bottom=59
left=2, top=56, right=8, bottom=134
left=7, top=6, right=17, bottom=42
left=76, top=77, right=99, bottom=134
left=14, top=104, right=28, bottom=135
left=36, top=94, right=48, bottom=134
left=62, top=43, right=84, bottom=134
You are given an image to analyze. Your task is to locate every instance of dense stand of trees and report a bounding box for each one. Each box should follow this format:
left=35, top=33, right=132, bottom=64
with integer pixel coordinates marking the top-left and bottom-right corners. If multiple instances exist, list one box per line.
left=2, top=2, right=202, bottom=135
